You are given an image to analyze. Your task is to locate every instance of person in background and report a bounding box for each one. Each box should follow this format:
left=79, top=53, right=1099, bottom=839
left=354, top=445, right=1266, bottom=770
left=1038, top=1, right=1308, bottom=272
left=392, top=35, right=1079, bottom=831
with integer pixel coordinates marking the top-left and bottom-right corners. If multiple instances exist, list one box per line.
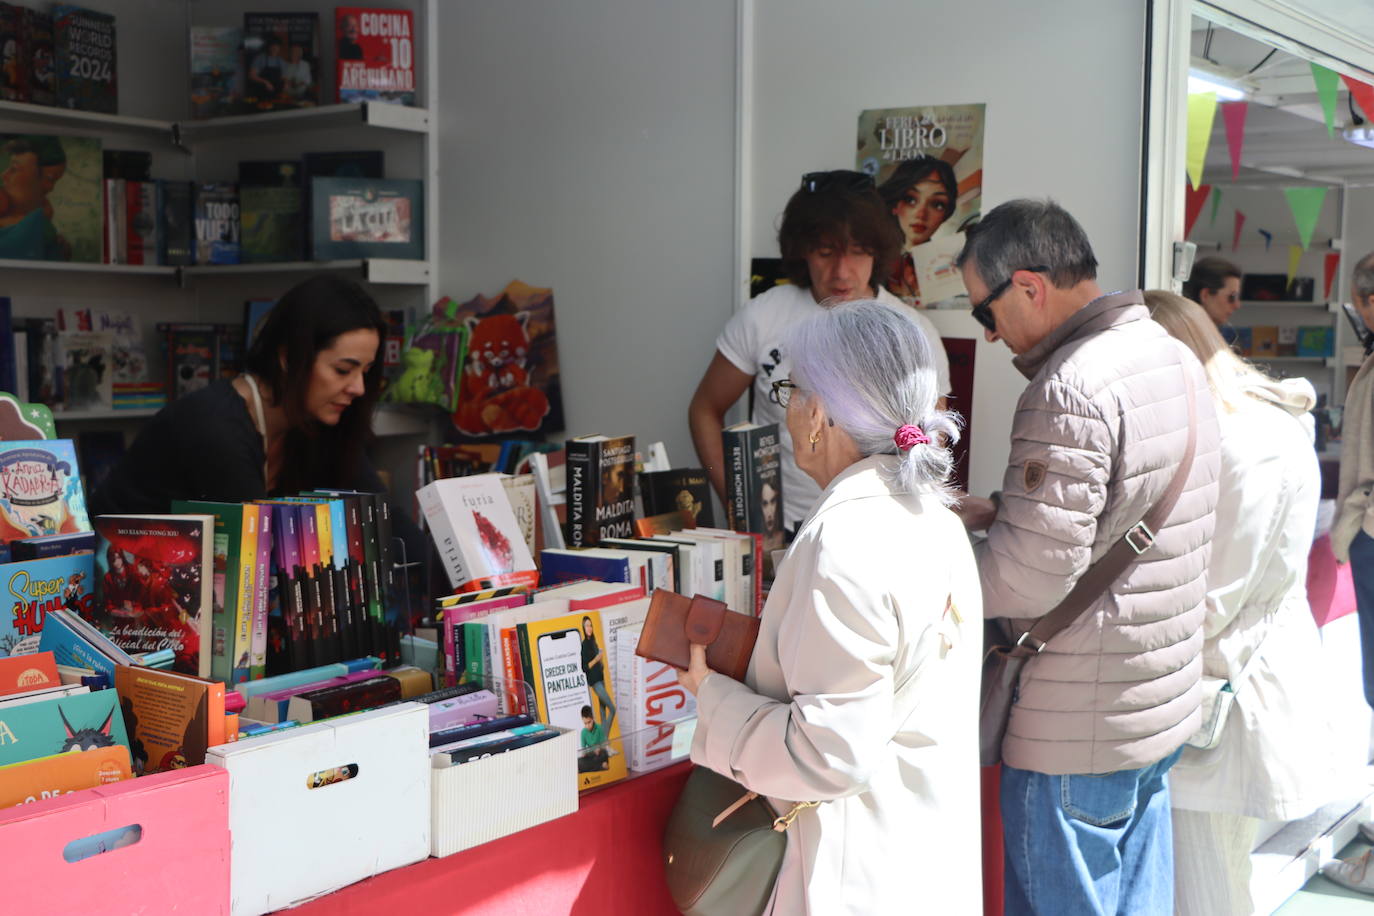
left=954, top=200, right=1220, bottom=916
left=876, top=155, right=959, bottom=304
left=1146, top=290, right=1335, bottom=915
left=680, top=300, right=981, bottom=914
left=1183, top=255, right=1243, bottom=327
left=689, top=170, right=951, bottom=535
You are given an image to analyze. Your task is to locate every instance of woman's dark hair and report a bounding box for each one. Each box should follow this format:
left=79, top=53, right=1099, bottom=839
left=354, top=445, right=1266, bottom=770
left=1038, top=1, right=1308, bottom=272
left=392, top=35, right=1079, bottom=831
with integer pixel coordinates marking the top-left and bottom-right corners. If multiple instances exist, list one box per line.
left=777, top=180, right=902, bottom=290
left=877, top=155, right=959, bottom=217
left=243, top=273, right=386, bottom=494
left=1182, top=256, right=1242, bottom=301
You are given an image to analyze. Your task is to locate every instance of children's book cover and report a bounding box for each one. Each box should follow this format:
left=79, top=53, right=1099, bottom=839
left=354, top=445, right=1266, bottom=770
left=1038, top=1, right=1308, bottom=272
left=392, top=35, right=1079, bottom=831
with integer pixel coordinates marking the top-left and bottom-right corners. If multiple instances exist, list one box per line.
left=521, top=609, right=626, bottom=790
left=0, top=743, right=130, bottom=808
left=24, top=9, right=56, bottom=107
left=855, top=103, right=984, bottom=307
left=450, top=280, right=564, bottom=439
left=242, top=12, right=318, bottom=111
left=335, top=7, right=415, bottom=106
left=189, top=25, right=241, bottom=119
left=92, top=515, right=214, bottom=677
left=57, top=330, right=112, bottom=410
left=114, top=664, right=224, bottom=773
left=0, top=551, right=94, bottom=656
left=0, top=439, right=91, bottom=542
left=0, top=687, right=130, bottom=767
left=0, top=133, right=101, bottom=262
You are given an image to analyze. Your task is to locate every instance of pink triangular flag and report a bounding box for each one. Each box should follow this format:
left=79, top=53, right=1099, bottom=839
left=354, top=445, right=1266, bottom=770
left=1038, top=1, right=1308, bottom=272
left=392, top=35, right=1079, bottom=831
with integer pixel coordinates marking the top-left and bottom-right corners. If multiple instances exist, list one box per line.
left=1342, top=75, right=1374, bottom=122
left=1184, top=183, right=1211, bottom=240
left=1232, top=210, right=1246, bottom=251
left=1325, top=251, right=1341, bottom=301
left=1221, top=102, right=1248, bottom=180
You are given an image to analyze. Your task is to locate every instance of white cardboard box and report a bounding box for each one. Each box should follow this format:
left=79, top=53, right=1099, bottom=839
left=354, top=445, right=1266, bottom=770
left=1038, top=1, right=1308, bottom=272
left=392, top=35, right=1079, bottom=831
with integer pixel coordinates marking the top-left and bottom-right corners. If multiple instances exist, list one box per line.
left=430, top=727, right=578, bottom=857
left=206, top=703, right=431, bottom=916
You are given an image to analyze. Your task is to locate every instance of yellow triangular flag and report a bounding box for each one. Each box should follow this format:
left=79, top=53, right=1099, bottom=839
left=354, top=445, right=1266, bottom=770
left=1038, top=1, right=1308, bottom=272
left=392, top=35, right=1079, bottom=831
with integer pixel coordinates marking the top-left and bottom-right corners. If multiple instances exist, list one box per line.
left=1187, top=92, right=1219, bottom=190
left=1286, top=244, right=1303, bottom=289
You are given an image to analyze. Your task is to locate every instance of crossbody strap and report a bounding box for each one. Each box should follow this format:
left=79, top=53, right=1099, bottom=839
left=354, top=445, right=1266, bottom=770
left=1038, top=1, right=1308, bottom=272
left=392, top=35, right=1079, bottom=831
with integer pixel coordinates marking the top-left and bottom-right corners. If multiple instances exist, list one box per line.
left=1008, top=368, right=1199, bottom=659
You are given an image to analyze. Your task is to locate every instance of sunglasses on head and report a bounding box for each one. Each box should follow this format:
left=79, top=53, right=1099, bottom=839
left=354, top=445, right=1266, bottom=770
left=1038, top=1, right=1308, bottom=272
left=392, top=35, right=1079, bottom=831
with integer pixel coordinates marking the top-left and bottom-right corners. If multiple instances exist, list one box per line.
left=970, top=265, right=1052, bottom=333
left=801, top=170, right=875, bottom=194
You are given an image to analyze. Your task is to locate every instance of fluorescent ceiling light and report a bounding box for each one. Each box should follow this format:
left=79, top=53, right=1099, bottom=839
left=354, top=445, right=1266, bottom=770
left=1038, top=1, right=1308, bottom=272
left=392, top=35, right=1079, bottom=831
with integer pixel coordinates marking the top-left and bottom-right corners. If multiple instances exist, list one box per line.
left=1189, top=72, right=1248, bottom=101
left=1344, top=124, right=1374, bottom=149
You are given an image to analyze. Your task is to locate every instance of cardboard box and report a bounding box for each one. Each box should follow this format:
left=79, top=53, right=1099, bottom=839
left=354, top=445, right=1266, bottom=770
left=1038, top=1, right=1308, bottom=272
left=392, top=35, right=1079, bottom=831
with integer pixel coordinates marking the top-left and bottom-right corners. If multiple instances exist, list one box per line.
left=430, top=726, right=577, bottom=857
left=0, top=764, right=230, bottom=913
left=207, top=703, right=430, bottom=916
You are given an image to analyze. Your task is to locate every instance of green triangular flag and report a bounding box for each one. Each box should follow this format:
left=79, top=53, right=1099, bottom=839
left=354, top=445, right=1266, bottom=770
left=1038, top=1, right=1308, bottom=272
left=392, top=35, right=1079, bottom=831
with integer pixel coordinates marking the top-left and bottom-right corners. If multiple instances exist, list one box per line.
left=1284, top=186, right=1327, bottom=250
left=1210, top=187, right=1223, bottom=226
left=1311, top=63, right=1341, bottom=139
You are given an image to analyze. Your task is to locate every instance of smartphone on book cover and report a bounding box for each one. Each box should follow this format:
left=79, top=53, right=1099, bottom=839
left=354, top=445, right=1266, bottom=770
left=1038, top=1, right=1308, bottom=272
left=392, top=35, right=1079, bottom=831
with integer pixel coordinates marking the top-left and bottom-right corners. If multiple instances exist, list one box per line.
left=535, top=628, right=586, bottom=732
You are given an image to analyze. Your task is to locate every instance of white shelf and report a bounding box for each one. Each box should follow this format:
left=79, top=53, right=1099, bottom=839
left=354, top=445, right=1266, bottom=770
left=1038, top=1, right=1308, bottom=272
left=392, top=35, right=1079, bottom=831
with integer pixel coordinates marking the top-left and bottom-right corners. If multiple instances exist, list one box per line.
left=177, top=103, right=430, bottom=143
left=0, top=100, right=172, bottom=136
left=1250, top=356, right=1334, bottom=366
left=51, top=407, right=161, bottom=421
left=0, top=259, right=175, bottom=276
left=1240, top=300, right=1332, bottom=310
left=0, top=258, right=429, bottom=286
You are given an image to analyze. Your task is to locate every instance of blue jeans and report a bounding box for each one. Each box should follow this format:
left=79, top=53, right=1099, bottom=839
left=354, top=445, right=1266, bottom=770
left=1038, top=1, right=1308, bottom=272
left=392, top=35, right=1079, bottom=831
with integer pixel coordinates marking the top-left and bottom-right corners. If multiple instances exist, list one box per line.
left=1001, top=749, right=1182, bottom=916
left=1352, top=530, right=1374, bottom=709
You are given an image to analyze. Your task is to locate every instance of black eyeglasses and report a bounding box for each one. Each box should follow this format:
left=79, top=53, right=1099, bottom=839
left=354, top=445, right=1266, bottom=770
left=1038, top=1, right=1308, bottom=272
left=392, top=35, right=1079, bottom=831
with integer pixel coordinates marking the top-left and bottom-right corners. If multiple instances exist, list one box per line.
left=801, top=170, right=875, bottom=194
left=970, top=265, right=1052, bottom=333
left=769, top=379, right=800, bottom=408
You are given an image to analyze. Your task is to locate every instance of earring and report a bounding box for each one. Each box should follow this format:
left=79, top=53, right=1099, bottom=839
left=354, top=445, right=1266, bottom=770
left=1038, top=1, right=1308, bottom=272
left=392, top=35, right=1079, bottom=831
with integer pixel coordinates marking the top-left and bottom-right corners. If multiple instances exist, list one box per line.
left=809, top=432, right=821, bottom=452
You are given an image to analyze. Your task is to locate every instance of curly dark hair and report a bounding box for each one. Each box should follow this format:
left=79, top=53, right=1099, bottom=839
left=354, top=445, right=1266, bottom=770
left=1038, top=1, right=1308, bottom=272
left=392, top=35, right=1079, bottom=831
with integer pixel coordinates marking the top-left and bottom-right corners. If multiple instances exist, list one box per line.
left=777, top=178, right=902, bottom=290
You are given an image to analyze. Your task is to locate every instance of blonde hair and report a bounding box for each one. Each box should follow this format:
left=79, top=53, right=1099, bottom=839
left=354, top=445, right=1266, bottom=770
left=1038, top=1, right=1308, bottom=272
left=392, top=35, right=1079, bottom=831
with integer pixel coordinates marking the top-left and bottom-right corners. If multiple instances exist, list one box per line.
left=1143, top=289, right=1274, bottom=414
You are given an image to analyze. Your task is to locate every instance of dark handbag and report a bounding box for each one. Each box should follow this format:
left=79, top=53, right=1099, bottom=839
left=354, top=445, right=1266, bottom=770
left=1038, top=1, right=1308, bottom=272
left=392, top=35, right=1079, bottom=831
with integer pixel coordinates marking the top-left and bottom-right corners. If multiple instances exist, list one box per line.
left=979, top=372, right=1198, bottom=766
left=662, top=767, right=814, bottom=916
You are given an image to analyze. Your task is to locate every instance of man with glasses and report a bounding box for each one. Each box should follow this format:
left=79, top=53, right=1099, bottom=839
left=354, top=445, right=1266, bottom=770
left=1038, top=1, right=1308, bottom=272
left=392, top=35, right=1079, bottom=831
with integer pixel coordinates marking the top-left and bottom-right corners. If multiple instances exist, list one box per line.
left=954, top=198, right=1220, bottom=915
left=688, top=170, right=951, bottom=536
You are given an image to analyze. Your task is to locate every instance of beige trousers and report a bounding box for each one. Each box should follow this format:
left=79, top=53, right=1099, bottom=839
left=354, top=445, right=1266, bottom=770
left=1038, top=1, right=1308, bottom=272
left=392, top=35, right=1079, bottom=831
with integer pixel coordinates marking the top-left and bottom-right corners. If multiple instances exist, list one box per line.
left=1172, top=808, right=1262, bottom=916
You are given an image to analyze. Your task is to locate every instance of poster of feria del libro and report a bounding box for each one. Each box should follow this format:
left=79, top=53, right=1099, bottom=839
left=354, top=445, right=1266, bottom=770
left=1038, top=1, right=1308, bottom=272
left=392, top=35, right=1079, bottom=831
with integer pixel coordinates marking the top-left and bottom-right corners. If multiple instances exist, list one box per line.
left=856, top=103, right=985, bottom=308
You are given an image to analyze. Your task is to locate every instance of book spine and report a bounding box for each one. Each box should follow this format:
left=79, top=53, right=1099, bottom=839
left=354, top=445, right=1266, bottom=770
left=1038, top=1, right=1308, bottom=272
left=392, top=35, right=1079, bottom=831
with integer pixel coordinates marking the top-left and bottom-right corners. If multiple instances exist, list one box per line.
left=515, top=621, right=534, bottom=717
left=232, top=505, right=258, bottom=684
left=443, top=614, right=456, bottom=687
left=463, top=623, right=484, bottom=685
left=250, top=505, right=272, bottom=679
left=499, top=626, right=520, bottom=716
left=417, top=483, right=468, bottom=591
left=565, top=441, right=597, bottom=548
left=723, top=430, right=748, bottom=531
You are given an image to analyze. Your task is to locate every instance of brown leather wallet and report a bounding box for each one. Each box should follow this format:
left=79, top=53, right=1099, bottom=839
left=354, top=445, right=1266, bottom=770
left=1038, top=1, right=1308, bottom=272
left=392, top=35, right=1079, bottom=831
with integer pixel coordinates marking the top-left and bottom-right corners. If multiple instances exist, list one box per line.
left=634, top=590, right=760, bottom=682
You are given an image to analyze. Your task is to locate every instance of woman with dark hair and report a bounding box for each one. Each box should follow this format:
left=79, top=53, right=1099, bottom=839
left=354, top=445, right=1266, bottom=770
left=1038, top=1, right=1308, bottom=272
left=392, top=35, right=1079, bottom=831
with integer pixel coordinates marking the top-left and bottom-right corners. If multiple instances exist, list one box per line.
left=1182, top=256, right=1243, bottom=326
left=876, top=155, right=959, bottom=304
left=91, top=273, right=390, bottom=514
left=579, top=615, right=615, bottom=734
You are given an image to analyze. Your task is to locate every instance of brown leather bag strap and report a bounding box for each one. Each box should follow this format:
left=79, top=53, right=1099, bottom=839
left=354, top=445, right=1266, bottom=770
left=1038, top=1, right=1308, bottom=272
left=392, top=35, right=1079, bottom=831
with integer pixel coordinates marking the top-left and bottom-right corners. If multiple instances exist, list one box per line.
left=1008, top=368, right=1199, bottom=659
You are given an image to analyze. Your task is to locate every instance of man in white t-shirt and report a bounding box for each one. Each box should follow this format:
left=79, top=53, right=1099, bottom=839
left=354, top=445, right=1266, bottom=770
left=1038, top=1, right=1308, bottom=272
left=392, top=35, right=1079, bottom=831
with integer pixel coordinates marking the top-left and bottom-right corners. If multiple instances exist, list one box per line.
left=689, top=169, right=951, bottom=532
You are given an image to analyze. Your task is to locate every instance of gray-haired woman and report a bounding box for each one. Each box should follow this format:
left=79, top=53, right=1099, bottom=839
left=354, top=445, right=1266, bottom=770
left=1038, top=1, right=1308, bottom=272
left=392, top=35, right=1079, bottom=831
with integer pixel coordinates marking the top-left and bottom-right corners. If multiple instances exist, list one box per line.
left=678, top=300, right=984, bottom=914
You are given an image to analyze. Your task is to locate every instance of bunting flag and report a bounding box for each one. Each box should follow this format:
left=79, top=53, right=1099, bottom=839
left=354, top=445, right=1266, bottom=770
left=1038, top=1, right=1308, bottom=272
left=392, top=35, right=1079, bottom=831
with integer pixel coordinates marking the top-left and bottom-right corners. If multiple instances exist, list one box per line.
left=1210, top=187, right=1223, bottom=226
left=1311, top=63, right=1341, bottom=138
left=1184, top=183, right=1211, bottom=239
left=1284, top=186, right=1328, bottom=249
left=1221, top=101, right=1249, bottom=180
left=1343, top=74, right=1374, bottom=121
left=1233, top=210, right=1246, bottom=251
left=1325, top=251, right=1342, bottom=301
left=1259, top=228, right=1273, bottom=251
left=1287, top=245, right=1303, bottom=289
left=1186, top=92, right=1218, bottom=189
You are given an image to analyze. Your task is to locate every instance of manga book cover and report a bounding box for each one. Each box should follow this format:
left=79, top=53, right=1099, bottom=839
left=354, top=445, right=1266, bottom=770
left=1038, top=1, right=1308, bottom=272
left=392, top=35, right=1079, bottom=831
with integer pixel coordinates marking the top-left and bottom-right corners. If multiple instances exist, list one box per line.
left=91, top=515, right=213, bottom=677
left=0, top=439, right=90, bottom=542
left=856, top=103, right=985, bottom=307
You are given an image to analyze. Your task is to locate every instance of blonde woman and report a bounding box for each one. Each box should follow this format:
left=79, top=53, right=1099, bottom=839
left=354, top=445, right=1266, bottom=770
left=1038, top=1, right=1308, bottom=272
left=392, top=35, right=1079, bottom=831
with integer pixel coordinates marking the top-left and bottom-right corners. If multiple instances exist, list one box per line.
left=1145, top=290, right=1335, bottom=915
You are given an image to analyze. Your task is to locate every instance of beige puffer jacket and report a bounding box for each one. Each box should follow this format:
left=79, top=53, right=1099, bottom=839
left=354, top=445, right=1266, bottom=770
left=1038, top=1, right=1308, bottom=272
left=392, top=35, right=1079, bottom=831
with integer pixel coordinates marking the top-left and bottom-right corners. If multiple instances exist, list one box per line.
left=978, top=291, right=1221, bottom=776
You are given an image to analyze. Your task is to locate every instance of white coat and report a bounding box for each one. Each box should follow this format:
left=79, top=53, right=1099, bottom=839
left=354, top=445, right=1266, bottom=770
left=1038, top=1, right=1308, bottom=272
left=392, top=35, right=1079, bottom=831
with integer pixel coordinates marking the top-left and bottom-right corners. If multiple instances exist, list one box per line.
left=1169, top=378, right=1337, bottom=820
left=691, top=455, right=983, bottom=915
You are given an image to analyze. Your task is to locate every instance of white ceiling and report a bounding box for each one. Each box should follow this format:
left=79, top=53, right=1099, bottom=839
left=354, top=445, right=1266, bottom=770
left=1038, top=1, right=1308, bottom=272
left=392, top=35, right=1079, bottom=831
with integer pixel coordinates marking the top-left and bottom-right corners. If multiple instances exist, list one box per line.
left=1191, top=17, right=1374, bottom=185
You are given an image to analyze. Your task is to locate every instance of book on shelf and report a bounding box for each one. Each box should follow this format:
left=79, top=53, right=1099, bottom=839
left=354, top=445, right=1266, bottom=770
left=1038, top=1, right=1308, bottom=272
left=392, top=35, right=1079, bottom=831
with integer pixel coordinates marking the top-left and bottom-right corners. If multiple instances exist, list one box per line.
left=172, top=501, right=262, bottom=686
left=58, top=306, right=148, bottom=385
left=36, top=607, right=135, bottom=682
left=91, top=514, right=215, bottom=678
left=114, top=664, right=225, bottom=773
left=1251, top=325, right=1279, bottom=358
left=189, top=25, right=242, bottom=119
left=124, top=180, right=159, bottom=265
left=0, top=684, right=130, bottom=767
left=57, top=330, right=112, bottom=411
left=309, top=176, right=424, bottom=260
left=1297, top=326, right=1335, bottom=358
left=0, top=651, right=60, bottom=696
left=417, top=473, right=539, bottom=594
left=7, top=531, right=96, bottom=561
left=0, top=5, right=25, bottom=103
left=640, top=468, right=715, bottom=528
left=614, top=619, right=695, bottom=774
left=1276, top=325, right=1298, bottom=358
left=0, top=133, right=102, bottom=263
left=0, top=743, right=131, bottom=809
left=53, top=5, right=115, bottom=114
left=634, top=509, right=692, bottom=538
left=239, top=159, right=305, bottom=263
left=335, top=7, right=416, bottom=106
left=194, top=182, right=241, bottom=266
left=21, top=7, right=56, bottom=107
left=565, top=434, right=636, bottom=548
left=158, top=179, right=195, bottom=266
left=0, top=439, right=91, bottom=542
left=241, top=12, right=319, bottom=112
left=500, top=473, right=538, bottom=561
left=0, top=550, right=95, bottom=657
left=722, top=421, right=786, bottom=568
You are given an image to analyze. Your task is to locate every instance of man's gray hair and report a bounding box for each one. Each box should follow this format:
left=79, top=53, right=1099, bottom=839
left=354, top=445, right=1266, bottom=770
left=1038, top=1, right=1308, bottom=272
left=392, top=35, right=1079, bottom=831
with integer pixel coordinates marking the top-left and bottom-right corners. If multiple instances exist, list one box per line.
left=1354, top=251, right=1374, bottom=302
left=785, top=300, right=961, bottom=503
left=955, top=198, right=1098, bottom=289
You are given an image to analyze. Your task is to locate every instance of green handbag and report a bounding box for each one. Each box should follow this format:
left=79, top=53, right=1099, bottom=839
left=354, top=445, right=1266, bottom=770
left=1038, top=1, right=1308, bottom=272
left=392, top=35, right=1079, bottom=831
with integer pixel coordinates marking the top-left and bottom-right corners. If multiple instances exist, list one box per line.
left=662, top=766, right=816, bottom=916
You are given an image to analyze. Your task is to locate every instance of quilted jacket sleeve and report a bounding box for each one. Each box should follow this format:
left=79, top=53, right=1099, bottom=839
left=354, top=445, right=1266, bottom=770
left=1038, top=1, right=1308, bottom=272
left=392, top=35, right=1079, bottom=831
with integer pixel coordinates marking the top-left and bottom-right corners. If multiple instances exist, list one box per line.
left=977, top=379, right=1114, bottom=619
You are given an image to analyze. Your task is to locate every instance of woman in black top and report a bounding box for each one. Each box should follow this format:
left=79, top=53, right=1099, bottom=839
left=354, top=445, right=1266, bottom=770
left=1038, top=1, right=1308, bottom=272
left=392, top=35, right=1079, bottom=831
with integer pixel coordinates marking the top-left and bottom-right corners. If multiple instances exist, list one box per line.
left=91, top=274, right=390, bottom=514
left=579, top=614, right=616, bottom=735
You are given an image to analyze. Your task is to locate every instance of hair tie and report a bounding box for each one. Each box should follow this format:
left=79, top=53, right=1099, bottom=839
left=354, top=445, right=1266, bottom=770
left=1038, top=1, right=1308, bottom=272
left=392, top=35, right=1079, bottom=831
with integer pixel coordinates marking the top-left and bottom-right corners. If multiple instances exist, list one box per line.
left=894, top=424, right=930, bottom=451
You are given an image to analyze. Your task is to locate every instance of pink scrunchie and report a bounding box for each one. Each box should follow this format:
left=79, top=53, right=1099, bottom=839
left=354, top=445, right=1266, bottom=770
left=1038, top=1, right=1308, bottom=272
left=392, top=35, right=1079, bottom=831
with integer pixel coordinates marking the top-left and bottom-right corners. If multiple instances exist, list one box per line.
left=894, top=424, right=930, bottom=451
